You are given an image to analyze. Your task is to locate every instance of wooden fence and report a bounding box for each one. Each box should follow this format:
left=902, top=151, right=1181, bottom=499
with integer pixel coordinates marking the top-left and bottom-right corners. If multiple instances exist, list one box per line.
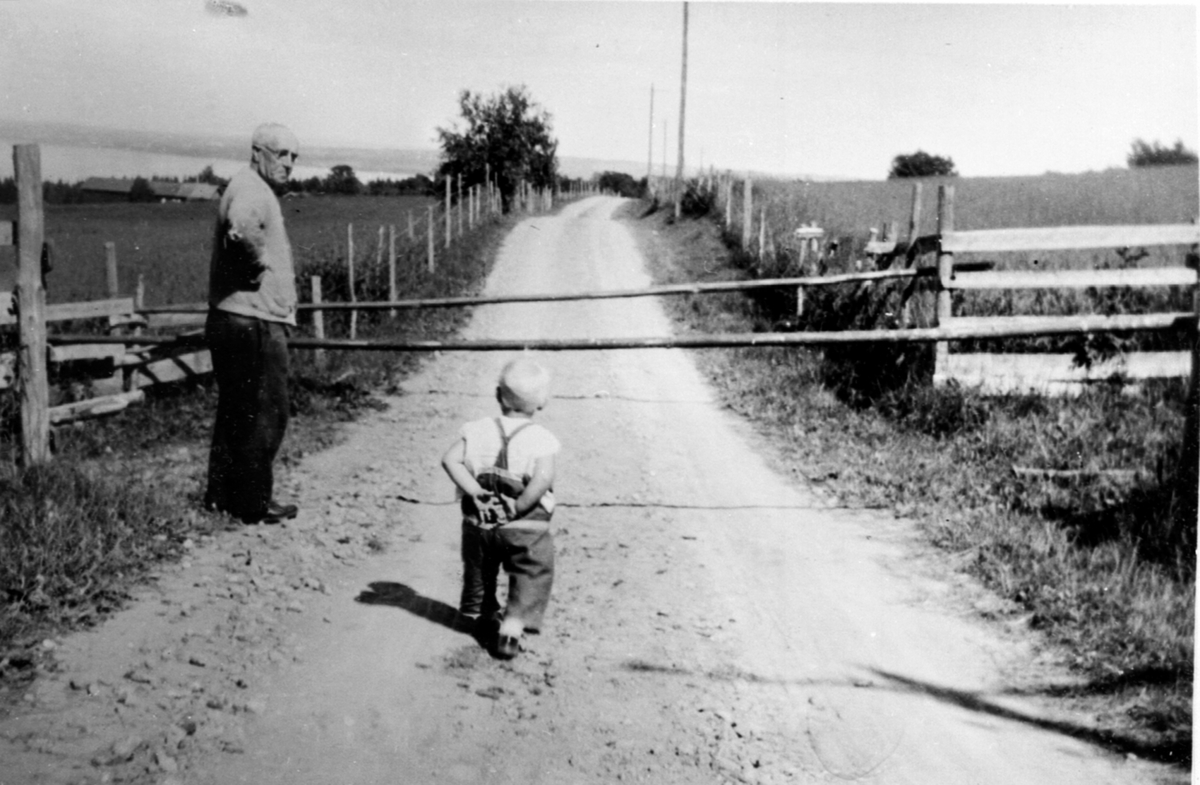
left=5, top=144, right=1198, bottom=468
left=706, top=174, right=1200, bottom=395
left=1, top=144, right=585, bottom=464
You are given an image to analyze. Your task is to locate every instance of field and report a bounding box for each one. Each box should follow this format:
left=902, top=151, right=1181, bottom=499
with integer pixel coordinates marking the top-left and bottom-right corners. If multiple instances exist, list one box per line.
left=0, top=195, right=439, bottom=307
left=749, top=164, right=1199, bottom=256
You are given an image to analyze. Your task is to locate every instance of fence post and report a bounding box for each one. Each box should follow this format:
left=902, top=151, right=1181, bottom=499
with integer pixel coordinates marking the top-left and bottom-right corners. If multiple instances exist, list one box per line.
left=15, top=144, right=49, bottom=466
left=934, top=184, right=955, bottom=386
left=1180, top=235, right=1200, bottom=546
left=445, top=175, right=452, bottom=249
left=725, top=178, right=733, bottom=231
left=907, top=181, right=923, bottom=249
left=388, top=224, right=397, bottom=318
left=105, top=241, right=119, bottom=297
left=742, top=177, right=753, bottom=250
left=347, top=223, right=357, bottom=340
left=427, top=206, right=436, bottom=274
left=758, top=207, right=767, bottom=261
left=311, top=276, right=326, bottom=371
left=457, top=174, right=464, bottom=239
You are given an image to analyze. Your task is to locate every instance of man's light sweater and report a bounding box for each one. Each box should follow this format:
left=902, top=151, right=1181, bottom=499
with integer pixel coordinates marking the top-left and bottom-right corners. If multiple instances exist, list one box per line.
left=208, top=168, right=297, bottom=326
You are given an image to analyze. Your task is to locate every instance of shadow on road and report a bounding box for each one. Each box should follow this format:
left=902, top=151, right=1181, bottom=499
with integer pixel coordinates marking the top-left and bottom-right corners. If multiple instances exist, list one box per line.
left=355, top=581, right=477, bottom=636
left=870, top=668, right=1189, bottom=769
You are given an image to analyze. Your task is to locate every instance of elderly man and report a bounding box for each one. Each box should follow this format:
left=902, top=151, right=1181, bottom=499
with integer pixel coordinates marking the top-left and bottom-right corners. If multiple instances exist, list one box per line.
left=203, top=123, right=300, bottom=525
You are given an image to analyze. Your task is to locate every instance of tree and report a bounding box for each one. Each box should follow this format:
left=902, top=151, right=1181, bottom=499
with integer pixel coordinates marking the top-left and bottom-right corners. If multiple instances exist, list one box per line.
left=193, top=165, right=228, bottom=187
left=323, top=164, right=362, bottom=195
left=888, top=150, right=957, bottom=179
left=596, top=171, right=643, bottom=198
left=129, top=176, right=157, bottom=202
left=1127, top=138, right=1198, bottom=167
left=436, top=85, right=558, bottom=212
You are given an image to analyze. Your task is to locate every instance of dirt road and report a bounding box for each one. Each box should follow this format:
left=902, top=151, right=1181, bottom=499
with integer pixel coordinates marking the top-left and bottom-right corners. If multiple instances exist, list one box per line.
left=0, top=197, right=1179, bottom=784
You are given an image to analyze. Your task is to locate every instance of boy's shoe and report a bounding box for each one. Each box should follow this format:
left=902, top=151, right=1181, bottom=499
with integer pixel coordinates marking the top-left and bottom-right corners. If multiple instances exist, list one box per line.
left=495, top=634, right=520, bottom=660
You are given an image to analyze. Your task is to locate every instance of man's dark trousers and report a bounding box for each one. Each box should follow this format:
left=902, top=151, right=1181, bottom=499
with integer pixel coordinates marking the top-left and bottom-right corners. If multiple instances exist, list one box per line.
left=204, top=309, right=290, bottom=521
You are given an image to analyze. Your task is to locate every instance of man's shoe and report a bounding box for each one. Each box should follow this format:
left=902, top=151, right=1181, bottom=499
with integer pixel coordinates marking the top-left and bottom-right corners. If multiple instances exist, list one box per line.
left=241, top=502, right=298, bottom=525
left=263, top=501, right=298, bottom=524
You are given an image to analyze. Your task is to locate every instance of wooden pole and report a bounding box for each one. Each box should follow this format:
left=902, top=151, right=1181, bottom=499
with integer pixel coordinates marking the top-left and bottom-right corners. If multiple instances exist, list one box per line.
left=647, top=83, right=655, bottom=183
left=15, top=144, right=49, bottom=465
left=1182, top=239, right=1200, bottom=551
left=348, top=223, right=357, bottom=340
left=457, top=174, right=463, bottom=238
left=725, top=178, right=733, bottom=231
left=759, top=207, right=767, bottom=261
left=375, top=224, right=384, bottom=293
left=742, top=177, right=753, bottom=250
left=445, top=175, right=452, bottom=248
left=907, top=180, right=924, bottom=249
left=105, top=241, right=119, bottom=297
left=311, top=276, right=326, bottom=370
left=934, top=184, right=955, bottom=385
left=675, top=2, right=689, bottom=221
left=388, top=224, right=397, bottom=318
left=427, top=206, right=436, bottom=273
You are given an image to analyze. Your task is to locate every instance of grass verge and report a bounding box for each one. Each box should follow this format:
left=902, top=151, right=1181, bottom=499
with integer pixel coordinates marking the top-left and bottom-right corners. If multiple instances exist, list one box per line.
left=623, top=198, right=1194, bottom=769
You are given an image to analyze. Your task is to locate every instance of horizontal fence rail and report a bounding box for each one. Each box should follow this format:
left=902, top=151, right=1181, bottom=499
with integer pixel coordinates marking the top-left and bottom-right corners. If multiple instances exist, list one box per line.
left=50, top=312, right=1195, bottom=352
left=940, top=223, right=1200, bottom=254
left=133, top=269, right=934, bottom=315
left=945, top=267, right=1197, bottom=291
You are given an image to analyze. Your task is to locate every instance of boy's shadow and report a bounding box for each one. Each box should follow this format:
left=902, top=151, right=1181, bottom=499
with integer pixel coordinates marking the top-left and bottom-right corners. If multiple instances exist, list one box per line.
left=355, top=581, right=479, bottom=638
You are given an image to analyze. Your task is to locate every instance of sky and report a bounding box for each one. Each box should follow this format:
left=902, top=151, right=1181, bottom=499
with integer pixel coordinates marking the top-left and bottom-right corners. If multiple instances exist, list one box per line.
left=0, top=0, right=1197, bottom=181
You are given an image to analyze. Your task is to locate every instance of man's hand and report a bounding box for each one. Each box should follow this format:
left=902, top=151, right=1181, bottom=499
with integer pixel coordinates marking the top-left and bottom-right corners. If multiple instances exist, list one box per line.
left=224, top=228, right=267, bottom=288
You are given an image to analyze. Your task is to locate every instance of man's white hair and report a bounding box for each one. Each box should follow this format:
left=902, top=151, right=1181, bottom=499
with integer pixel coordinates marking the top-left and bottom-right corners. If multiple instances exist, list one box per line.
left=251, top=123, right=298, bottom=155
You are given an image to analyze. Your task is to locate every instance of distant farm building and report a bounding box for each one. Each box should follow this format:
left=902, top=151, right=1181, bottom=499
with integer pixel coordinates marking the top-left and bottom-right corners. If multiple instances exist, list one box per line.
left=80, top=178, right=220, bottom=203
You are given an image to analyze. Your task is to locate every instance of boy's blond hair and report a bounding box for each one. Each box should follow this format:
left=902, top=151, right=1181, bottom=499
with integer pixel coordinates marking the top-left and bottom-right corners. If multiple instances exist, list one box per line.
left=497, top=358, right=550, bottom=414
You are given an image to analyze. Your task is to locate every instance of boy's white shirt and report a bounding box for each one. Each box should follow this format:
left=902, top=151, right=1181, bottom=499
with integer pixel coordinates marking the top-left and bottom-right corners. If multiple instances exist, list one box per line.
left=457, top=415, right=560, bottom=515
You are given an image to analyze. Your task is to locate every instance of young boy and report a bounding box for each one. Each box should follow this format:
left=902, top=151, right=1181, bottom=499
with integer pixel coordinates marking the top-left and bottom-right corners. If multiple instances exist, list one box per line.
left=441, top=357, right=560, bottom=659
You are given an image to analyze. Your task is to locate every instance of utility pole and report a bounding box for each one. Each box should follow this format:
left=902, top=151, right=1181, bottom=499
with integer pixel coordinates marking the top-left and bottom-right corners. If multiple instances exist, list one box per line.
left=662, top=118, right=668, bottom=180
left=647, top=83, right=655, bottom=188
left=675, top=2, right=689, bottom=220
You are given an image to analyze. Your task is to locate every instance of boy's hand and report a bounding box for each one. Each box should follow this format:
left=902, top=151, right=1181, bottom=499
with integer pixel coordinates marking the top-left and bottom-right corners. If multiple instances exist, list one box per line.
left=498, top=496, right=520, bottom=521
left=472, top=493, right=504, bottom=524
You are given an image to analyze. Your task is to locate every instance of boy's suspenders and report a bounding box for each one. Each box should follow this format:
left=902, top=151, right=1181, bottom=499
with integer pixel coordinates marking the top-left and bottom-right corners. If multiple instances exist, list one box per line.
left=487, top=419, right=551, bottom=523
left=494, top=417, right=533, bottom=473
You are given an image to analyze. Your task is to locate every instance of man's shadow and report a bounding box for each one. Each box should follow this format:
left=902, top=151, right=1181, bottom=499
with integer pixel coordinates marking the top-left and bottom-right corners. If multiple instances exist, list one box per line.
left=355, top=581, right=479, bottom=638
